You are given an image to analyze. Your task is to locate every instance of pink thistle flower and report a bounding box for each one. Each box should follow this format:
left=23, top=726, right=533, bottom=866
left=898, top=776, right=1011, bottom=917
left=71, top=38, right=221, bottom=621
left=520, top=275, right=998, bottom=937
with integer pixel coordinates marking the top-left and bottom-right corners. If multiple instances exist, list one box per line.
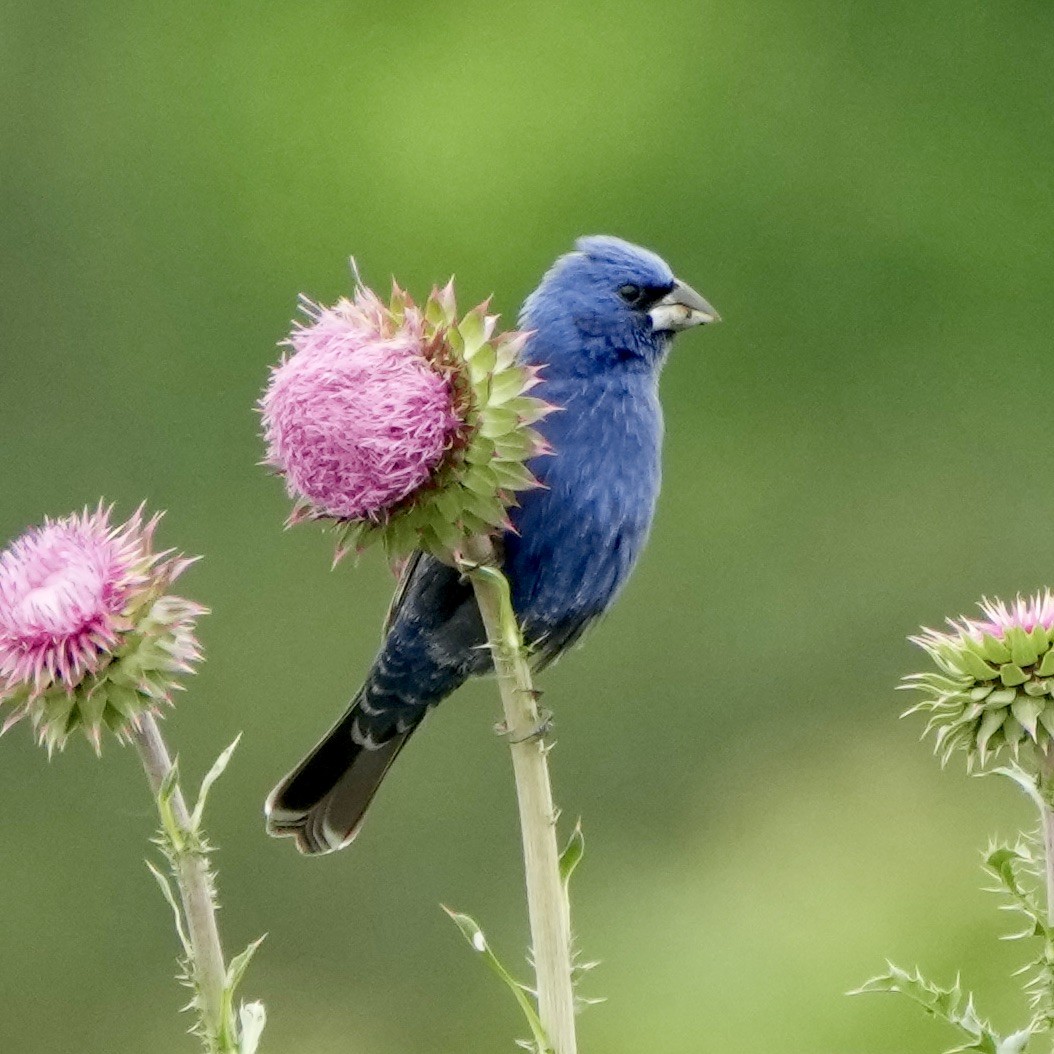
left=0, top=504, right=205, bottom=753
left=973, top=592, right=1054, bottom=638
left=261, top=294, right=462, bottom=521
left=910, top=590, right=1054, bottom=665
left=904, top=590, right=1054, bottom=769
left=260, top=274, right=552, bottom=564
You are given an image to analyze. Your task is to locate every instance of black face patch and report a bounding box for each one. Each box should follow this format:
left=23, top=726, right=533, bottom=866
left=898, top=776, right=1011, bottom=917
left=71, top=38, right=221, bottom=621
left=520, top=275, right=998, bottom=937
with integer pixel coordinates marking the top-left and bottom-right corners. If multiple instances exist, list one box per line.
left=618, top=281, right=674, bottom=310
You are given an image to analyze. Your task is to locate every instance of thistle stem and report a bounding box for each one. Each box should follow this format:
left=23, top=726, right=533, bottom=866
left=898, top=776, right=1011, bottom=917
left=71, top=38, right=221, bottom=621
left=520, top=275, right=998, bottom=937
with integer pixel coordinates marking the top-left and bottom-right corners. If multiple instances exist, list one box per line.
left=461, top=535, right=576, bottom=1054
left=1044, top=809, right=1054, bottom=934
left=1038, top=745, right=1054, bottom=931
left=131, top=712, right=234, bottom=1052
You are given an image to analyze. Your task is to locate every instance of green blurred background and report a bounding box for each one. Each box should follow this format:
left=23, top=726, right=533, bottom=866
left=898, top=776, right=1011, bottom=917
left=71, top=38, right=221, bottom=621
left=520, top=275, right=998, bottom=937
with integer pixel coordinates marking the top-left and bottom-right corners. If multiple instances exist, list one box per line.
left=2, top=1, right=1053, bottom=1050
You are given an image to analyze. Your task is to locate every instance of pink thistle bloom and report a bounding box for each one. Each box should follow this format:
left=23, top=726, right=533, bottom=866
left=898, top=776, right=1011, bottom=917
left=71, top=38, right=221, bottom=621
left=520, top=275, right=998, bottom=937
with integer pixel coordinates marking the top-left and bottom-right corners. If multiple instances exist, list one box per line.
left=261, top=293, right=462, bottom=521
left=260, top=273, right=551, bottom=564
left=973, top=591, right=1054, bottom=638
left=905, top=590, right=1054, bottom=769
left=0, top=504, right=205, bottom=753
left=912, top=590, right=1054, bottom=657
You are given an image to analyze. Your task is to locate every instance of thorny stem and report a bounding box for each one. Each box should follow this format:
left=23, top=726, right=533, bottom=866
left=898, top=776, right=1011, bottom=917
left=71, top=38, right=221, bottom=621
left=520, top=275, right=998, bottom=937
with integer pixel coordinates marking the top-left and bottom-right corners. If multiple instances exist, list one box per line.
left=131, top=712, right=235, bottom=1052
left=461, top=534, right=576, bottom=1054
left=1031, top=741, right=1054, bottom=1048
left=1038, top=744, right=1054, bottom=931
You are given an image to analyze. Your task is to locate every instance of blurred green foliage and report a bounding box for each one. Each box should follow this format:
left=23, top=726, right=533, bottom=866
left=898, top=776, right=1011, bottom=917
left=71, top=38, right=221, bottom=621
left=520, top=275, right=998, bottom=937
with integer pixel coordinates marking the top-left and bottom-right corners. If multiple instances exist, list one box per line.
left=2, top=1, right=1054, bottom=1051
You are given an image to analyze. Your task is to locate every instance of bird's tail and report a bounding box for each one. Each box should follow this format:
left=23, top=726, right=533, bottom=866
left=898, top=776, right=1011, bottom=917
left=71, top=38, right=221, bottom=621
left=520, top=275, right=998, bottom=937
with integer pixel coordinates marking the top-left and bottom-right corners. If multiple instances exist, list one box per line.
left=265, top=694, right=418, bottom=855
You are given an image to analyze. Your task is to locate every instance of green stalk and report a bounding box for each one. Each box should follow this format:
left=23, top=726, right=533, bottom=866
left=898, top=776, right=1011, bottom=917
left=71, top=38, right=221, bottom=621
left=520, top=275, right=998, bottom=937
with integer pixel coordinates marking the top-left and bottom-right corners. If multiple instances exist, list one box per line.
left=131, top=712, right=236, bottom=1053
left=1030, top=743, right=1054, bottom=1047
left=461, top=535, right=577, bottom=1054
left=1039, top=746, right=1054, bottom=930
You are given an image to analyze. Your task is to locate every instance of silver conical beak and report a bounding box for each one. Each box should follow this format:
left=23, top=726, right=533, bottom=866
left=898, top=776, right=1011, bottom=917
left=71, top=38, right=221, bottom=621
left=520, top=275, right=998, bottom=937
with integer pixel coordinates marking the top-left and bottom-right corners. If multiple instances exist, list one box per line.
left=648, top=279, right=721, bottom=332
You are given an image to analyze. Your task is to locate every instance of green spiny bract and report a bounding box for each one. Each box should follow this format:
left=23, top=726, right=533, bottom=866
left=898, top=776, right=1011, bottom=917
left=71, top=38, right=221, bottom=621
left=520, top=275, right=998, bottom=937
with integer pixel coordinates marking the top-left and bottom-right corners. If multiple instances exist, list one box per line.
left=903, top=593, right=1054, bottom=770
left=5, top=594, right=205, bottom=755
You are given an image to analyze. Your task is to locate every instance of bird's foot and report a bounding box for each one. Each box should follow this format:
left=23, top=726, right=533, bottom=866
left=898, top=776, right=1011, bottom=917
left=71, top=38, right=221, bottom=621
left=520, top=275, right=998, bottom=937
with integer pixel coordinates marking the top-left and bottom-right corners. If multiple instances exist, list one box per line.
left=494, top=707, right=553, bottom=744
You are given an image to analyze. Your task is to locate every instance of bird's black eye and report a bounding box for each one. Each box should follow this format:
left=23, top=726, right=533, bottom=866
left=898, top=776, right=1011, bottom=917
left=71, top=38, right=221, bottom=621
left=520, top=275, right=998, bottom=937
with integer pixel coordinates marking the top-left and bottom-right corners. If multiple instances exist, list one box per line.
left=618, top=283, right=643, bottom=305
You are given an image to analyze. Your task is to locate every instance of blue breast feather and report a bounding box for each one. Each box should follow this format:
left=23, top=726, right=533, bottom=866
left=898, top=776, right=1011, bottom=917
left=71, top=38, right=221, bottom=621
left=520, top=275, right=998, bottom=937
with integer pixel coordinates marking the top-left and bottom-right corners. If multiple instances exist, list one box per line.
left=361, top=369, right=663, bottom=719
left=506, top=369, right=663, bottom=642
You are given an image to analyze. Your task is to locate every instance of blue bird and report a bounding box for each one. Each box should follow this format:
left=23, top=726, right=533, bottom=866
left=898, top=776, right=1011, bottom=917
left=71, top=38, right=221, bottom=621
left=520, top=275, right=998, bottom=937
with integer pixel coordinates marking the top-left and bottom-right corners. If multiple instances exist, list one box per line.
left=265, top=236, right=719, bottom=854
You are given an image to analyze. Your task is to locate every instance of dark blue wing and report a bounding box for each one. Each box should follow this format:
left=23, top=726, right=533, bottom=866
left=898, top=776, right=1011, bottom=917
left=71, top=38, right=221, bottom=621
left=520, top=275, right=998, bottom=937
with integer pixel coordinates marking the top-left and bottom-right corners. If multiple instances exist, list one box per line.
left=357, top=552, right=489, bottom=741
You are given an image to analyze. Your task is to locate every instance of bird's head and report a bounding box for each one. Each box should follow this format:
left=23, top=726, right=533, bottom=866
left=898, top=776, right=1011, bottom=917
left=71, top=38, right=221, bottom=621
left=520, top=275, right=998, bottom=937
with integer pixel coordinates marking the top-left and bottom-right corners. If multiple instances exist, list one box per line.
left=519, top=235, right=719, bottom=375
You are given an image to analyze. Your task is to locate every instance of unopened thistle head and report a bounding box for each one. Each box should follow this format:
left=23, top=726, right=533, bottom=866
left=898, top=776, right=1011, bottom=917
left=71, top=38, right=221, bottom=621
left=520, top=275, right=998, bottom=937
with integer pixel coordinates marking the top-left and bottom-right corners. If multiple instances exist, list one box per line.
left=904, top=591, right=1054, bottom=768
left=260, top=273, right=552, bottom=563
left=0, top=504, right=205, bottom=753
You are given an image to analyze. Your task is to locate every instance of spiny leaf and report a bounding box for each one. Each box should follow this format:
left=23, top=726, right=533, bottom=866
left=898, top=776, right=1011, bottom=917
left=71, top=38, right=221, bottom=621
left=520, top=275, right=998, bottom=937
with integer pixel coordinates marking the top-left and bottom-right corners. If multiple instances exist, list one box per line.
left=156, top=760, right=185, bottom=852
left=850, top=963, right=1002, bottom=1054
left=986, top=765, right=1046, bottom=812
left=226, top=934, right=267, bottom=996
left=191, top=734, right=242, bottom=832
left=146, top=860, right=192, bottom=959
left=559, top=821, right=584, bottom=889
left=442, top=907, right=552, bottom=1054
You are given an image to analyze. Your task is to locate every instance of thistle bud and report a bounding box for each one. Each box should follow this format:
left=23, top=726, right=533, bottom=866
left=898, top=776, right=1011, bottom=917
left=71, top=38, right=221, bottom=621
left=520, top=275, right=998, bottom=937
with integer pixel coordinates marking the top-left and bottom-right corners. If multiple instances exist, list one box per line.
left=904, top=592, right=1054, bottom=768
left=0, top=505, right=205, bottom=754
left=260, top=275, right=552, bottom=564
